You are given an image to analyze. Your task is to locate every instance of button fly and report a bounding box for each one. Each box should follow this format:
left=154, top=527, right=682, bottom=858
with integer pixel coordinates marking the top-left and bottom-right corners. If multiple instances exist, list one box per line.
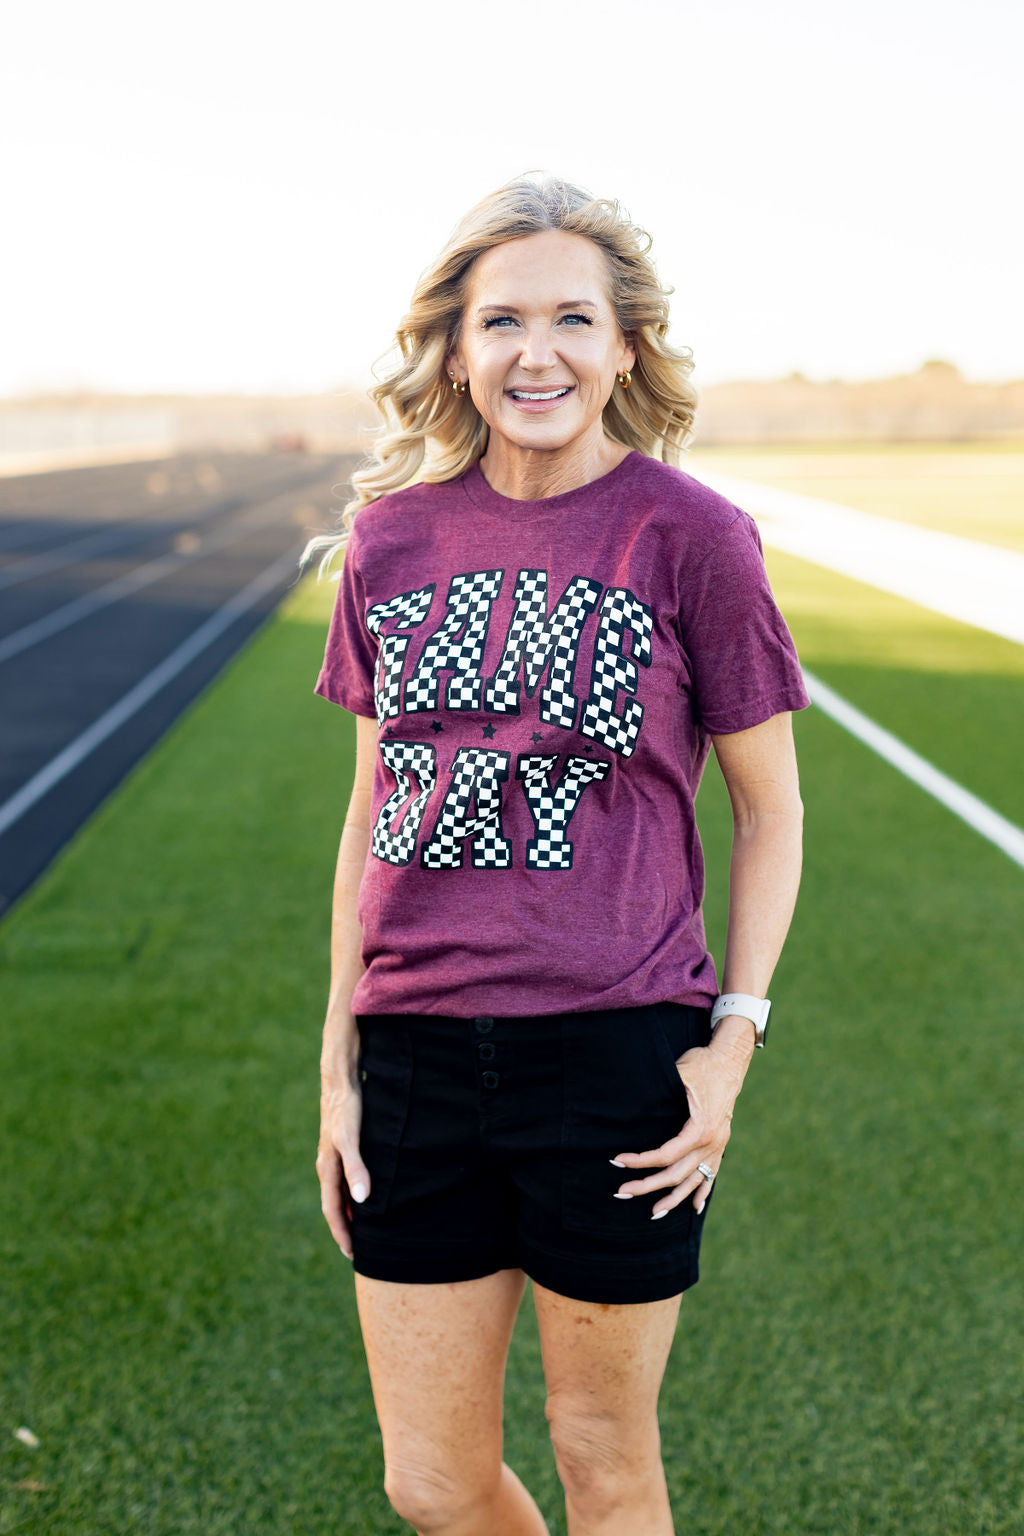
left=477, top=1041, right=495, bottom=1061
left=481, top=1070, right=500, bottom=1089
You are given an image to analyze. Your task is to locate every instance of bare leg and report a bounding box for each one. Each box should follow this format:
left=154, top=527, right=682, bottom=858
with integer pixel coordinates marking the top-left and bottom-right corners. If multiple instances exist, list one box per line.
left=354, top=1268, right=550, bottom=1536
left=533, top=1280, right=682, bottom=1536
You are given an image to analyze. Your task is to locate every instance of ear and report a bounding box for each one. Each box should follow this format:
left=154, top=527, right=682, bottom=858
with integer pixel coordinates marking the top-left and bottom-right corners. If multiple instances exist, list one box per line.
left=619, top=334, right=637, bottom=374
left=444, top=345, right=465, bottom=382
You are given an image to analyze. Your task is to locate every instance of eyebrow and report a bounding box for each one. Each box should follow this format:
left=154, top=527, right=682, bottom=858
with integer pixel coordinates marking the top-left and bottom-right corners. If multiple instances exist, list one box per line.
left=475, top=300, right=600, bottom=314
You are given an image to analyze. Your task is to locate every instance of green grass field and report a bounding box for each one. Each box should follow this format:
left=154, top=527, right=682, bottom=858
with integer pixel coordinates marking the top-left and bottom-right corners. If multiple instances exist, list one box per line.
left=1, top=445, right=1021, bottom=1534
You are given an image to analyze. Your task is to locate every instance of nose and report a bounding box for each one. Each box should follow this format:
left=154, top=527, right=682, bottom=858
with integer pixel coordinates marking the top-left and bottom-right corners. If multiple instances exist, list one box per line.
left=518, top=323, right=556, bottom=372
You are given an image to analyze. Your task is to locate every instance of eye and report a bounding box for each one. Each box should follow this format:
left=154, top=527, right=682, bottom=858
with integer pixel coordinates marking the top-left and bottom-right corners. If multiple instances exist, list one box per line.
left=482, top=315, right=517, bottom=329
left=560, top=313, right=594, bottom=326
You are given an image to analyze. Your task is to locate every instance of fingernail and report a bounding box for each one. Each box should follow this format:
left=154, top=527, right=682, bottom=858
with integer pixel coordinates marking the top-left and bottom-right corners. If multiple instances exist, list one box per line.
left=697, top=1200, right=705, bottom=1214
left=651, top=1209, right=668, bottom=1220
left=612, top=1191, right=633, bottom=1200
left=352, top=1182, right=368, bottom=1203
left=609, top=1158, right=626, bottom=1167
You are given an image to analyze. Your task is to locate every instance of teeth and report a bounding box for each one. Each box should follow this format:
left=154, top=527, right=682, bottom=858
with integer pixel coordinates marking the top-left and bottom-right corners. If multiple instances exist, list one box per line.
left=511, top=388, right=569, bottom=400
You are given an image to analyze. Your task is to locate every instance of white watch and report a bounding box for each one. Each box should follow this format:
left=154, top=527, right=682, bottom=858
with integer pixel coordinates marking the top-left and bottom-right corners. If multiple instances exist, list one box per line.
left=710, top=993, right=771, bottom=1048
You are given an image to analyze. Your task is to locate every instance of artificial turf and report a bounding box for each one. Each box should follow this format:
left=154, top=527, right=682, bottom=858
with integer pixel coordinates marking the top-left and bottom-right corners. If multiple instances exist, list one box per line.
left=1, top=478, right=1021, bottom=1534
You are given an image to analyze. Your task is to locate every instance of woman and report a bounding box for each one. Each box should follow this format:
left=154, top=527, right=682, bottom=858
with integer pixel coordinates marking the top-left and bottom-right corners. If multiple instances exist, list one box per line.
left=307, top=174, right=808, bottom=1536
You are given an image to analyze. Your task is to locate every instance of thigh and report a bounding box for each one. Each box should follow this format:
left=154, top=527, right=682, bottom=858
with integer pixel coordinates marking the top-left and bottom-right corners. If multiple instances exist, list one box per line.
left=354, top=1267, right=528, bottom=1482
left=533, top=1277, right=681, bottom=1443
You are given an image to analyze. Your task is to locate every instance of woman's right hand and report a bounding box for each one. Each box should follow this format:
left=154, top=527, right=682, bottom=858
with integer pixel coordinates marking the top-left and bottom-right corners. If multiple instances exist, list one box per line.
left=317, top=1078, right=371, bottom=1261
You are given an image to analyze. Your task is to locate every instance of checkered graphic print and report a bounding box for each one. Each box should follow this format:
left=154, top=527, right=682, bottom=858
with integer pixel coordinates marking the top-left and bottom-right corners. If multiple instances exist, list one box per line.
left=483, top=571, right=603, bottom=725
left=405, top=570, right=504, bottom=714
left=421, top=748, right=512, bottom=869
left=371, top=741, right=438, bottom=865
left=578, top=587, right=654, bottom=758
left=366, top=585, right=436, bottom=723
left=517, top=754, right=612, bottom=870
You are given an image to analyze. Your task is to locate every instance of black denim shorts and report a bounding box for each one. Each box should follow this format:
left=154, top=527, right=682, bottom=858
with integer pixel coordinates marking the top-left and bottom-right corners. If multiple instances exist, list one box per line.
left=350, top=1001, right=717, bottom=1305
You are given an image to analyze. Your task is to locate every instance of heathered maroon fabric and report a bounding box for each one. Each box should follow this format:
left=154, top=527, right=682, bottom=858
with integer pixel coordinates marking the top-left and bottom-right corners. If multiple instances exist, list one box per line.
left=314, top=451, right=810, bottom=1018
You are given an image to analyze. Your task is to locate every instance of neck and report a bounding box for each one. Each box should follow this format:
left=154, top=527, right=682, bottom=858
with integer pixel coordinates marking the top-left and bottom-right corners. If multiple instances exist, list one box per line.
left=478, top=431, right=630, bottom=502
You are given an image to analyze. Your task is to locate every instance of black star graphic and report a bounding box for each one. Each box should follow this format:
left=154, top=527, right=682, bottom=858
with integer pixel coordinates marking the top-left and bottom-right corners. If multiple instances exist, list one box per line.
left=530, top=731, right=543, bottom=744
left=430, top=720, right=444, bottom=733
left=481, top=723, right=497, bottom=740
left=384, top=726, right=395, bottom=738
left=582, top=743, right=594, bottom=752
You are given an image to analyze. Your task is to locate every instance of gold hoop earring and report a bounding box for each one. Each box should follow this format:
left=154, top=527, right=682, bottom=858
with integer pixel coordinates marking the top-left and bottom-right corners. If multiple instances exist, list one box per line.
left=617, top=369, right=632, bottom=390
left=450, top=374, right=468, bottom=396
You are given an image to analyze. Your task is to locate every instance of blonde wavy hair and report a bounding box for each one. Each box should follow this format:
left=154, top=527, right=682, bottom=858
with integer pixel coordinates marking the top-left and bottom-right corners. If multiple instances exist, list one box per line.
left=301, top=173, right=699, bottom=578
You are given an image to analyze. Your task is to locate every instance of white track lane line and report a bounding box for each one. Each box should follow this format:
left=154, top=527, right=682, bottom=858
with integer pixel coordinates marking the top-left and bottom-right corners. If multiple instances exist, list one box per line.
left=0, top=543, right=200, bottom=664
left=804, top=669, right=1024, bottom=869
left=0, top=522, right=159, bottom=592
left=0, top=502, right=296, bottom=664
left=0, top=548, right=301, bottom=837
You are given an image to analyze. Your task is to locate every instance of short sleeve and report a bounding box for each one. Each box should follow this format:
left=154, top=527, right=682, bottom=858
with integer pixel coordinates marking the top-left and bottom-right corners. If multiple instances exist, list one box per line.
left=313, top=525, right=378, bottom=716
left=682, top=511, right=810, bottom=734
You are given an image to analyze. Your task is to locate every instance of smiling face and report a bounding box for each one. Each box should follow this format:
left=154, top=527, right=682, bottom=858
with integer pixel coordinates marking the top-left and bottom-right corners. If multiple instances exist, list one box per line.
left=446, top=229, right=635, bottom=476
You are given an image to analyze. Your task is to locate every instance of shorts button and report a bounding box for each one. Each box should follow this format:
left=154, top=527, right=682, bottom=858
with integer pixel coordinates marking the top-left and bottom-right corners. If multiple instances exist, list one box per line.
left=474, top=1017, right=494, bottom=1033
left=477, top=1041, right=495, bottom=1061
left=481, top=1070, right=500, bottom=1089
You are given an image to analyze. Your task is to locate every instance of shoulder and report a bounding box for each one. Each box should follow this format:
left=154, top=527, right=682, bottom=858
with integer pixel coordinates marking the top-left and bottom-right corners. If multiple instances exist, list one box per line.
left=346, top=476, right=464, bottom=566
left=625, top=453, right=756, bottom=558
left=353, top=476, right=461, bottom=528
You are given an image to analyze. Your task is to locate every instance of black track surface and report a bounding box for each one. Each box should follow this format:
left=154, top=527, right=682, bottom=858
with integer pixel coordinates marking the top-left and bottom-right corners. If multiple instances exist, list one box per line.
left=0, top=450, right=358, bottom=915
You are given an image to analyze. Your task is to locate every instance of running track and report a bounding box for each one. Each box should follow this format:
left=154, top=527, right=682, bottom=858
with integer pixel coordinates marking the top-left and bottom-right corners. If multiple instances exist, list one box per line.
left=0, top=451, right=358, bottom=914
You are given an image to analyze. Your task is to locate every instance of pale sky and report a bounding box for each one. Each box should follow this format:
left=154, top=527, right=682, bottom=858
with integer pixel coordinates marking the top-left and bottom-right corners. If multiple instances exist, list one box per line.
left=4, top=0, right=1022, bottom=397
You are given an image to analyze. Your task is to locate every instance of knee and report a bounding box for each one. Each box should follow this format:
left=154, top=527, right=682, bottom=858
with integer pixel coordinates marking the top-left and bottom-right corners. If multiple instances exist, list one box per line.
left=383, top=1456, right=497, bottom=1533
left=545, top=1396, right=661, bottom=1516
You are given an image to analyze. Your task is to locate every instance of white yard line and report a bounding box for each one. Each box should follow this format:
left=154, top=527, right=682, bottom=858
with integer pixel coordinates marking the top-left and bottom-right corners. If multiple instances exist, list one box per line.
left=695, top=470, right=1024, bottom=648
left=803, top=669, right=1024, bottom=870
left=0, top=548, right=301, bottom=837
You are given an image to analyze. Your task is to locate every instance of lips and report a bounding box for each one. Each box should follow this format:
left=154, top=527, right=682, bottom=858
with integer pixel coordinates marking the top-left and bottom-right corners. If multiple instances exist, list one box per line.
left=507, top=386, right=573, bottom=401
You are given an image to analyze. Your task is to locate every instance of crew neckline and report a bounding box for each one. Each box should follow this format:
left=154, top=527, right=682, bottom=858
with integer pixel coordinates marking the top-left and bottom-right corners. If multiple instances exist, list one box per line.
left=459, top=450, right=642, bottom=523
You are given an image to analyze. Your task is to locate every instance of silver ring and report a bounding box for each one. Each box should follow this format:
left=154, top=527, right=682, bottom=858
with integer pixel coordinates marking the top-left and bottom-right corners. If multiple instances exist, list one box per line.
left=697, top=1161, right=715, bottom=1182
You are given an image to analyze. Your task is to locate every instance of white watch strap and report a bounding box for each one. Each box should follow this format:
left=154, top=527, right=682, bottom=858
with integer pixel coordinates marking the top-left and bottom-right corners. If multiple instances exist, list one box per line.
left=710, top=992, right=771, bottom=1046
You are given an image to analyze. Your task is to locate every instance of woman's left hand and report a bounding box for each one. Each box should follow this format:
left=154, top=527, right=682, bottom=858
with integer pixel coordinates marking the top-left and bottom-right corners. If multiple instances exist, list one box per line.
left=610, top=1022, right=756, bottom=1217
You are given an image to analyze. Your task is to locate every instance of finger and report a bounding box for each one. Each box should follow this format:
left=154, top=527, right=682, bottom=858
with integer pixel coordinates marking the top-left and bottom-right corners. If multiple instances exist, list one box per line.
left=315, top=1147, right=355, bottom=1260
left=316, top=1155, right=353, bottom=1259
left=651, top=1168, right=709, bottom=1220
left=613, top=1151, right=717, bottom=1199
left=339, top=1146, right=371, bottom=1208
left=610, top=1124, right=703, bottom=1170
left=690, top=1157, right=722, bottom=1214
left=612, top=1159, right=689, bottom=1199
left=647, top=1157, right=721, bottom=1218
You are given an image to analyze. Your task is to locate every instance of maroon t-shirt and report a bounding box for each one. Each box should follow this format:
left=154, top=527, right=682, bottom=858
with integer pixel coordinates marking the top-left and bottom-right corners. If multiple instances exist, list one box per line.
left=314, top=450, right=810, bottom=1018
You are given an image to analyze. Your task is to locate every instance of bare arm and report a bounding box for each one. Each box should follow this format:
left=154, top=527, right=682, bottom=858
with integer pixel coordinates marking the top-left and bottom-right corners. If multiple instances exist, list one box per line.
left=706, top=709, right=805, bottom=1068
left=316, top=712, right=378, bottom=1258
left=611, top=710, right=804, bottom=1215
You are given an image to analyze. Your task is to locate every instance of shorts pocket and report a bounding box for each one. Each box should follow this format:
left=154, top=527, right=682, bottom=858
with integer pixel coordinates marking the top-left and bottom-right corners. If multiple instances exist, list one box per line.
left=560, top=1004, right=710, bottom=1240
left=354, top=1017, right=415, bottom=1215
left=651, top=1002, right=712, bottom=1112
